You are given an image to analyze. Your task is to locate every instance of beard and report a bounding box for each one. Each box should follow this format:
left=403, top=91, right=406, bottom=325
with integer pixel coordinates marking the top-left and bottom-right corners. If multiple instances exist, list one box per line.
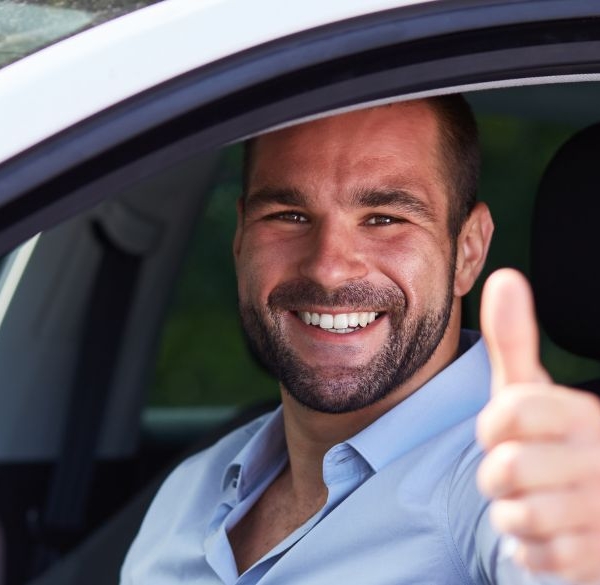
left=239, top=273, right=455, bottom=414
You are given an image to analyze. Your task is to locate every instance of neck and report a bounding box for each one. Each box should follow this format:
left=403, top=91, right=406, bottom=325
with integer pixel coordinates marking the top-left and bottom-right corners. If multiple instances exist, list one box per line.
left=278, top=364, right=435, bottom=500
left=279, top=315, right=463, bottom=499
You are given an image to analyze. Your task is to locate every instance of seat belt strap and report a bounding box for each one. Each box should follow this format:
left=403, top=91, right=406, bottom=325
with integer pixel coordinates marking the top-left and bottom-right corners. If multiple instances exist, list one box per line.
left=31, top=220, right=143, bottom=574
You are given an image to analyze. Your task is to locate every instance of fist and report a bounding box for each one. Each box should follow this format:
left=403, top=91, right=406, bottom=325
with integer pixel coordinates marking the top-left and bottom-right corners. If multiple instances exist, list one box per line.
left=476, top=269, right=600, bottom=584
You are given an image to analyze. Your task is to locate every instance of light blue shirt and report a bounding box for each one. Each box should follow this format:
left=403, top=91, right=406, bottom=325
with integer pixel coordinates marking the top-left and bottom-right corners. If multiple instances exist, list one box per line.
left=121, top=331, right=568, bottom=585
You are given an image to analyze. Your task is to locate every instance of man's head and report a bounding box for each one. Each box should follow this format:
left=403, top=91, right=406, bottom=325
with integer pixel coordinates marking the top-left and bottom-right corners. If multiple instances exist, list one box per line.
left=234, top=96, right=493, bottom=415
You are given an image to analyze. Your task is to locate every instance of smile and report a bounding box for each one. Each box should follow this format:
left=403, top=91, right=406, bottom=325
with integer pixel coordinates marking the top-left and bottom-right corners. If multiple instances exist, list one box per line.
left=296, top=311, right=380, bottom=334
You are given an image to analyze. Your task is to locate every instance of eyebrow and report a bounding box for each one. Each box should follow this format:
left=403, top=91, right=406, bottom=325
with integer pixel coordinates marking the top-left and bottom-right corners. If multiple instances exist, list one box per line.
left=245, top=187, right=307, bottom=214
left=244, top=185, right=435, bottom=222
left=351, top=188, right=435, bottom=222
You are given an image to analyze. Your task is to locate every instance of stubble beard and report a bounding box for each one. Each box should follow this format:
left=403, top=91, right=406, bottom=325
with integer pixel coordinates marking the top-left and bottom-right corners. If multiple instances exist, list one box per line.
left=239, top=273, right=455, bottom=414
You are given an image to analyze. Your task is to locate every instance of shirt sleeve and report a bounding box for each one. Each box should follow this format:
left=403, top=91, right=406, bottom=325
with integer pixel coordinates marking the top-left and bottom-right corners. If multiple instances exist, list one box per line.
left=477, top=524, right=573, bottom=585
left=447, top=442, right=574, bottom=585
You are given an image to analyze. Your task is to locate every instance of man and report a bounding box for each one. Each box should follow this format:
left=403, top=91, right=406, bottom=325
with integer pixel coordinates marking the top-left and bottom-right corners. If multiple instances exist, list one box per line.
left=121, top=96, right=600, bottom=584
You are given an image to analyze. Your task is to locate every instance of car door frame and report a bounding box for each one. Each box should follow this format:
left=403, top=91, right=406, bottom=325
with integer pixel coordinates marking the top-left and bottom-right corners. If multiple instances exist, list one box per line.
left=1, top=0, right=600, bottom=255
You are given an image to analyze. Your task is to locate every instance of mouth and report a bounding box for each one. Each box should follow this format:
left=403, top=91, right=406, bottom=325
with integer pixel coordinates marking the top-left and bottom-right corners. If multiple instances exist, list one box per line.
left=295, top=310, right=381, bottom=334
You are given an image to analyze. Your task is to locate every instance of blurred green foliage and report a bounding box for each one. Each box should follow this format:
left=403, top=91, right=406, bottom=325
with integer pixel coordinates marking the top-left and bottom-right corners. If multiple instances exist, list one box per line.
left=149, top=113, right=600, bottom=407
left=149, top=147, right=278, bottom=407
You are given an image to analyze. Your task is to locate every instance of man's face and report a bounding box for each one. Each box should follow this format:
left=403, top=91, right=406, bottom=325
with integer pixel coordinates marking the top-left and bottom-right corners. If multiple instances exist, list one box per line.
left=234, top=102, right=463, bottom=414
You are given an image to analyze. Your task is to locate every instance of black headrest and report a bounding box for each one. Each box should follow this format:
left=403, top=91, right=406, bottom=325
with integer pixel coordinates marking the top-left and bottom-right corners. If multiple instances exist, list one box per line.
left=532, top=122, right=600, bottom=361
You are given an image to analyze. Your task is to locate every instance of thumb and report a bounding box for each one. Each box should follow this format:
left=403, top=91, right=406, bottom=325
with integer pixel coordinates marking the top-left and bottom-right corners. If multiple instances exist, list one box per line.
left=481, top=268, right=550, bottom=394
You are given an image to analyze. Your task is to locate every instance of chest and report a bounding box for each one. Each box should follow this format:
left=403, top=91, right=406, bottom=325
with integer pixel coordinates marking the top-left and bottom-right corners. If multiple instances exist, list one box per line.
left=228, top=477, right=326, bottom=575
left=226, top=470, right=468, bottom=585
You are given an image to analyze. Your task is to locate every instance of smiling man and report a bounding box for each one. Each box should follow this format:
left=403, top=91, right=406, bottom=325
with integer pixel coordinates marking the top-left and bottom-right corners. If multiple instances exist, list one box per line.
left=234, top=99, right=482, bottom=419
left=121, top=96, right=600, bottom=585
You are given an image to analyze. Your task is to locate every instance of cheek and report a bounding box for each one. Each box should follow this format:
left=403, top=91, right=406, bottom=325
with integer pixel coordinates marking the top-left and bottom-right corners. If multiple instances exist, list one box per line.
left=369, top=234, right=452, bottom=306
left=236, top=239, right=292, bottom=302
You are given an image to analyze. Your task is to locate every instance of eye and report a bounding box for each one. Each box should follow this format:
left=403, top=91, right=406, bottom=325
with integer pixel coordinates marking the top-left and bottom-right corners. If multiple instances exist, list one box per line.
left=364, top=215, right=403, bottom=226
left=266, top=211, right=309, bottom=224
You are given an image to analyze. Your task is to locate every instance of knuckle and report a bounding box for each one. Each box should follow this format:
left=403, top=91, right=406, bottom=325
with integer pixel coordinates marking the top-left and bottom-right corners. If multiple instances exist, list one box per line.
left=497, top=392, right=526, bottom=427
left=478, top=393, right=525, bottom=446
left=525, top=539, right=576, bottom=573
left=519, top=501, right=545, bottom=534
left=494, top=442, right=523, bottom=489
left=489, top=501, right=513, bottom=533
left=501, top=498, right=548, bottom=537
left=475, top=460, right=492, bottom=495
left=475, top=408, right=494, bottom=447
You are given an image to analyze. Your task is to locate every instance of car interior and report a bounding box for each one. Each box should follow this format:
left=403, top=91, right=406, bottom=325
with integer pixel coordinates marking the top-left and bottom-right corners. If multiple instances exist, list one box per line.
left=0, top=81, right=600, bottom=584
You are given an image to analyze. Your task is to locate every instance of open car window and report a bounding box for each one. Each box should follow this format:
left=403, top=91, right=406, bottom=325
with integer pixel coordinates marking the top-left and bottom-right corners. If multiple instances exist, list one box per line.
left=0, top=83, right=599, bottom=585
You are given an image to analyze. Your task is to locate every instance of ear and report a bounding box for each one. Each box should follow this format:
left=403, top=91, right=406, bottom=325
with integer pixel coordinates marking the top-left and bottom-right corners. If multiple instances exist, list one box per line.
left=232, top=197, right=245, bottom=269
left=453, top=202, right=494, bottom=297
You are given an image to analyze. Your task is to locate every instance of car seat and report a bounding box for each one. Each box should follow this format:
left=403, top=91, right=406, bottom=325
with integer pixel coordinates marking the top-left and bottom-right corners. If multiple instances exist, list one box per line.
left=26, top=400, right=279, bottom=585
left=531, top=121, right=600, bottom=396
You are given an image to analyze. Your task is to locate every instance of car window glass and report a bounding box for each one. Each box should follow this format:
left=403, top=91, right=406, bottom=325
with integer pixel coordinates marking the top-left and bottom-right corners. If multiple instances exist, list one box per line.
left=0, top=234, right=40, bottom=328
left=0, top=0, right=161, bottom=68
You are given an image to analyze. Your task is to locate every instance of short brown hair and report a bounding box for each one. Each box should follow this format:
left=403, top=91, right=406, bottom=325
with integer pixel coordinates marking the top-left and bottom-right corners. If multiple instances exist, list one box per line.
left=427, top=94, right=480, bottom=239
left=242, top=94, right=479, bottom=239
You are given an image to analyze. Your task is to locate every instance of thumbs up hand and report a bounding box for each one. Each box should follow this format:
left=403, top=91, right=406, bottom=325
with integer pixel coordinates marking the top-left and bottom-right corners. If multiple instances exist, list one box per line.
left=477, top=269, right=600, bottom=584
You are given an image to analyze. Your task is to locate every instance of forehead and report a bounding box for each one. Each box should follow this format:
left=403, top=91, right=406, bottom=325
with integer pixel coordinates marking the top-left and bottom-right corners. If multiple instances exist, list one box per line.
left=248, top=101, right=446, bottom=205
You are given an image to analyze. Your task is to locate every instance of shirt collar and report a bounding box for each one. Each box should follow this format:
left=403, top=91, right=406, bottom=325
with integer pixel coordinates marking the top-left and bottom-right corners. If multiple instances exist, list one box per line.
left=346, top=330, right=490, bottom=472
left=221, top=406, right=287, bottom=498
left=221, top=330, right=490, bottom=491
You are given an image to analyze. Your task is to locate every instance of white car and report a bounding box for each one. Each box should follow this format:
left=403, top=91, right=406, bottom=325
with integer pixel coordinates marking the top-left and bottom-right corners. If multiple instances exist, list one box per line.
left=1, top=1, right=599, bottom=583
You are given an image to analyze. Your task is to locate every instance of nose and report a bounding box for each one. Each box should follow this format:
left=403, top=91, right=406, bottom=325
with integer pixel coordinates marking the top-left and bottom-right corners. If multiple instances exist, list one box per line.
left=298, top=219, right=368, bottom=290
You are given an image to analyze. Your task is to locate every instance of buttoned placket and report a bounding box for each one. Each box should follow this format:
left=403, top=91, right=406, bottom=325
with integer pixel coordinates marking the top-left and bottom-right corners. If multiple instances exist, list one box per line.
left=237, top=442, right=372, bottom=584
left=205, top=452, right=287, bottom=585
left=205, top=441, right=373, bottom=585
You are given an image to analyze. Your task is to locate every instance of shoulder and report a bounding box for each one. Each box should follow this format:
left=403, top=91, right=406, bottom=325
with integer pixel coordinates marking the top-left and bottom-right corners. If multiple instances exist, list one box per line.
left=156, top=410, right=274, bottom=501
left=123, top=411, right=275, bottom=560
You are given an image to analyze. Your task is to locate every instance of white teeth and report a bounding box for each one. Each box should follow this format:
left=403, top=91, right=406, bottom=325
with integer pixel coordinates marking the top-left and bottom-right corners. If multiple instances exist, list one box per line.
left=333, top=314, right=348, bottom=329
left=319, top=314, right=334, bottom=329
left=298, top=311, right=379, bottom=332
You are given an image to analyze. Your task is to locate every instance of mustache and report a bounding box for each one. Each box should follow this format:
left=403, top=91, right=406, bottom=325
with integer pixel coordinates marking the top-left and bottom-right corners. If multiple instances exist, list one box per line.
left=268, top=280, right=405, bottom=311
